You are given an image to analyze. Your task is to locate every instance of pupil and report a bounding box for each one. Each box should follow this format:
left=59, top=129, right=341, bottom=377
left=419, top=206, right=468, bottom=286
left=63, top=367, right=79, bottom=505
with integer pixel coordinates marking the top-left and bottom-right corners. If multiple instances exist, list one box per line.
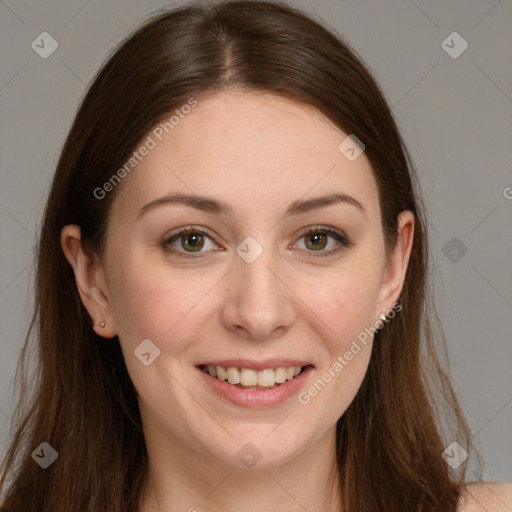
left=183, top=233, right=203, bottom=250
left=308, top=233, right=326, bottom=250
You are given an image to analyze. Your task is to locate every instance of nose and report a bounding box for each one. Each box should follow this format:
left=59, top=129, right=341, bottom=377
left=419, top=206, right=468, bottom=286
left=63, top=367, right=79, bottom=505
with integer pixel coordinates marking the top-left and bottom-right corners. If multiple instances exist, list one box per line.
left=221, top=247, right=296, bottom=341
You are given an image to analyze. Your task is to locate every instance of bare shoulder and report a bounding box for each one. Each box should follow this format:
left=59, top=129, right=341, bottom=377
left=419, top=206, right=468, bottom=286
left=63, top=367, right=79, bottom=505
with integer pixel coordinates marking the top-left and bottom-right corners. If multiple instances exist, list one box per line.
left=458, top=482, right=512, bottom=511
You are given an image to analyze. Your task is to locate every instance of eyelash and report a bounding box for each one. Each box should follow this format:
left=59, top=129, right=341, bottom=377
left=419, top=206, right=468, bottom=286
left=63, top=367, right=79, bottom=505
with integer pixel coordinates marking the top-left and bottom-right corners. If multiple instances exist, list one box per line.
left=162, top=225, right=353, bottom=260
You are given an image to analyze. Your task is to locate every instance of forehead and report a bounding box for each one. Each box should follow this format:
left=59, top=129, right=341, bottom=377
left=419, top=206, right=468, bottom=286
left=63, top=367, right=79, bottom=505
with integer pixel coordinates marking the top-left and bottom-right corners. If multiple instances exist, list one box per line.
left=109, top=90, right=380, bottom=224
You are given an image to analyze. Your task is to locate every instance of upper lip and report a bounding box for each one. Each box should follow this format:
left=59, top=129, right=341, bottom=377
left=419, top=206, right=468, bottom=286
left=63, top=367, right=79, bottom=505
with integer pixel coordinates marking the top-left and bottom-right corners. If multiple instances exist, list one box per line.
left=196, top=359, right=314, bottom=371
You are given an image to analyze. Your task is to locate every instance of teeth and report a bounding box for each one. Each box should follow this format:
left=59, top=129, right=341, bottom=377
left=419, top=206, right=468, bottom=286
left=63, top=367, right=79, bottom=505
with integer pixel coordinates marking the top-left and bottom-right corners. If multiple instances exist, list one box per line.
left=202, top=364, right=305, bottom=388
left=274, top=367, right=287, bottom=383
left=216, top=366, right=227, bottom=381
left=227, top=367, right=241, bottom=384
left=257, top=369, right=275, bottom=387
left=240, top=368, right=258, bottom=386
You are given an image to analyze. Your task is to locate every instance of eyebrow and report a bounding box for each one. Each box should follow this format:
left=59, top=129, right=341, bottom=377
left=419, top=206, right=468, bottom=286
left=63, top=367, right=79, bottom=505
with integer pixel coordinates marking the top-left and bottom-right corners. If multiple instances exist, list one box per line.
left=137, top=192, right=366, bottom=219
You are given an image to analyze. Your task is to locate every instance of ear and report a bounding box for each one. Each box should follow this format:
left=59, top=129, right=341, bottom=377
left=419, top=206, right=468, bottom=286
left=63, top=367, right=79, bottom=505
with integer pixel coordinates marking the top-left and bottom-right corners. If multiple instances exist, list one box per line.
left=60, top=225, right=117, bottom=338
left=376, top=210, right=415, bottom=317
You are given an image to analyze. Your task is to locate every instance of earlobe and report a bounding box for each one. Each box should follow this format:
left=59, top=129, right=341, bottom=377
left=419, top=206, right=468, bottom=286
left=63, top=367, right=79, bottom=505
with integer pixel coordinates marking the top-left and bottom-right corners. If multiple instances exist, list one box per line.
left=376, top=210, right=415, bottom=317
left=60, top=225, right=117, bottom=338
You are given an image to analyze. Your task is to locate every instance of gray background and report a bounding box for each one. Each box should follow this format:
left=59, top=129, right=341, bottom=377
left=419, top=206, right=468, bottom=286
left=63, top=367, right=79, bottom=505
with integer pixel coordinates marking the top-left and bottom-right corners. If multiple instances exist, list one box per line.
left=1, top=0, right=511, bottom=482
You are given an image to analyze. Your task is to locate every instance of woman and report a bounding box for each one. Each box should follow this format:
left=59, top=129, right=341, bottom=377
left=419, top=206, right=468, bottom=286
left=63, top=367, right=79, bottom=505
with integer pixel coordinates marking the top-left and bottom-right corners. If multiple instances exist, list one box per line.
left=1, top=1, right=510, bottom=510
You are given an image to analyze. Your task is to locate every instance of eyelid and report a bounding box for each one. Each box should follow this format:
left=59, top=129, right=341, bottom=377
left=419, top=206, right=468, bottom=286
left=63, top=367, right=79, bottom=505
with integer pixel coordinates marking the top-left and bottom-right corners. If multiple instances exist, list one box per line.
left=162, top=224, right=352, bottom=259
left=292, top=225, right=353, bottom=257
left=295, top=224, right=350, bottom=242
left=162, top=225, right=220, bottom=259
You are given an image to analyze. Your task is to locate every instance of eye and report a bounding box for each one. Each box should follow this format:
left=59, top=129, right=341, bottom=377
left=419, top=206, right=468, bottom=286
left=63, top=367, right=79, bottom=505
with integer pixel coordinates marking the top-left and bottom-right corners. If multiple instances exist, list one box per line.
left=162, top=227, right=218, bottom=259
left=292, top=226, right=352, bottom=257
left=162, top=225, right=352, bottom=260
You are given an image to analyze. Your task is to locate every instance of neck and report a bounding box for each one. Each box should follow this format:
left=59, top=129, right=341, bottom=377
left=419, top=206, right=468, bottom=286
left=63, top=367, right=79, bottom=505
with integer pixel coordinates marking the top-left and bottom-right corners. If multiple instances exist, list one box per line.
left=141, top=425, right=342, bottom=512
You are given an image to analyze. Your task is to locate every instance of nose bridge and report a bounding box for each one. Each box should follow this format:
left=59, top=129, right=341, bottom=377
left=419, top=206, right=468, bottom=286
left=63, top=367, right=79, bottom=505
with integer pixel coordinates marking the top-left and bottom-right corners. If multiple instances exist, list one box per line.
left=223, top=237, right=294, bottom=340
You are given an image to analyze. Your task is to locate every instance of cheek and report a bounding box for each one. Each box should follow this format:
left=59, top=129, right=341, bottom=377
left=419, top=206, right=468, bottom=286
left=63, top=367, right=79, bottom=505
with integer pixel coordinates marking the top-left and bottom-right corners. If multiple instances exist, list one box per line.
left=107, top=262, right=208, bottom=402
left=300, top=277, right=377, bottom=425
left=309, top=258, right=383, bottom=340
left=297, top=253, right=382, bottom=414
left=105, top=255, right=200, bottom=353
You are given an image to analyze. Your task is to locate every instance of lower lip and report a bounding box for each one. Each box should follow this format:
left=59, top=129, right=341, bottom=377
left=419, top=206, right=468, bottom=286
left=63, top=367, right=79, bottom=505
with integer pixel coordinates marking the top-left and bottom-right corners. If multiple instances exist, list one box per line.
left=196, top=366, right=314, bottom=408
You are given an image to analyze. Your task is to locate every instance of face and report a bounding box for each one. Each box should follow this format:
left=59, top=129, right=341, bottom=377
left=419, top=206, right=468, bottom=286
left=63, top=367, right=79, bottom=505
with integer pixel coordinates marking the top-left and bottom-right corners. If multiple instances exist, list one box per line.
left=65, top=90, right=413, bottom=469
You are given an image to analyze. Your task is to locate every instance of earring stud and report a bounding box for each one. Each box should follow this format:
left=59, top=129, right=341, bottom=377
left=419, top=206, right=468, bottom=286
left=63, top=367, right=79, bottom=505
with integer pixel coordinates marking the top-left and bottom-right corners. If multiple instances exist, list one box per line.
left=379, top=313, right=386, bottom=321
left=93, top=321, right=105, bottom=328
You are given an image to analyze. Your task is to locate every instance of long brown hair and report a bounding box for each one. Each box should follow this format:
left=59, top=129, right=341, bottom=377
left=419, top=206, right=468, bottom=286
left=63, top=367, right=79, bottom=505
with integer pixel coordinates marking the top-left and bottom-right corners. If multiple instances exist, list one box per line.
left=0, top=1, right=477, bottom=510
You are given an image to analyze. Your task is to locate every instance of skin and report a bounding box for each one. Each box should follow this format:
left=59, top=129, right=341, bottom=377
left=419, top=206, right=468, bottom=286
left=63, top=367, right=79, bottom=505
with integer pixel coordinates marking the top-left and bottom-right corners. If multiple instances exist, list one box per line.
left=458, top=483, right=512, bottom=511
left=61, top=89, right=416, bottom=511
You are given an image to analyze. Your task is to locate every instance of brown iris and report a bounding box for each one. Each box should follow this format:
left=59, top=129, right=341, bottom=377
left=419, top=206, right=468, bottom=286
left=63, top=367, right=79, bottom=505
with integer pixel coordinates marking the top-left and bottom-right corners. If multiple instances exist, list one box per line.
left=180, top=232, right=205, bottom=252
left=304, top=231, right=328, bottom=251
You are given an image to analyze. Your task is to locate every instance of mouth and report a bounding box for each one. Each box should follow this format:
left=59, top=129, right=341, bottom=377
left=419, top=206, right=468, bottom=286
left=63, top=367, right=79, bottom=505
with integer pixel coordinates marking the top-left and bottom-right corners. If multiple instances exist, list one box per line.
left=197, top=363, right=312, bottom=391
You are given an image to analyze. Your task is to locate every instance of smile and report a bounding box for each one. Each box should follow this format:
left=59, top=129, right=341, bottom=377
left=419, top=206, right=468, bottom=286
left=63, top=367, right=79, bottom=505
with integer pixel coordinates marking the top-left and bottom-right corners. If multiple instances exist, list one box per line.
left=195, top=363, right=314, bottom=408
left=199, top=364, right=304, bottom=390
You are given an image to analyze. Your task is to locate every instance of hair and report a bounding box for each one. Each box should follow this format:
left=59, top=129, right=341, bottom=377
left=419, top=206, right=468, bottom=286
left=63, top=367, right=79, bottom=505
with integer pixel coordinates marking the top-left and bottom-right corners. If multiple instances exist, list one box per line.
left=0, top=0, right=478, bottom=510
